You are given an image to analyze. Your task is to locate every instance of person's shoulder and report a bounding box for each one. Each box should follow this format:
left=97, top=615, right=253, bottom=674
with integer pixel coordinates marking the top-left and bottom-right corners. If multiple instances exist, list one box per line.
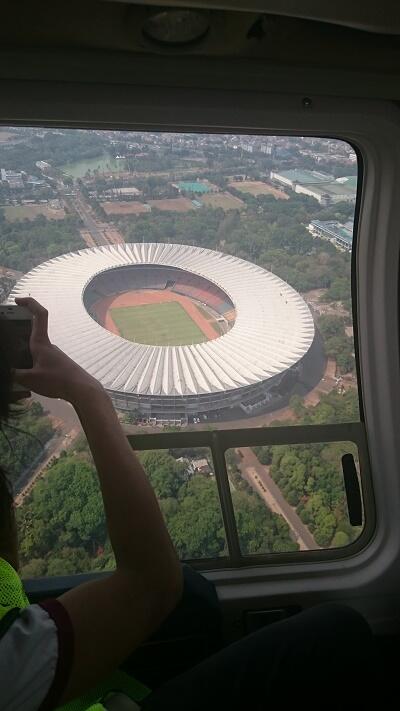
left=0, top=601, right=74, bottom=711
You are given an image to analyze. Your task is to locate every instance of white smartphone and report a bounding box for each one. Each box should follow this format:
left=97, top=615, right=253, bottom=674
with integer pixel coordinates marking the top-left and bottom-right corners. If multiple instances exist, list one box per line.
left=0, top=305, right=33, bottom=390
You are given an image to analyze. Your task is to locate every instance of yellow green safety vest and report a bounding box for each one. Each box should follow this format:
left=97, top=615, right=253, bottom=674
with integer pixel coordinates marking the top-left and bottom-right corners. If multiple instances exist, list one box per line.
left=0, top=558, right=150, bottom=711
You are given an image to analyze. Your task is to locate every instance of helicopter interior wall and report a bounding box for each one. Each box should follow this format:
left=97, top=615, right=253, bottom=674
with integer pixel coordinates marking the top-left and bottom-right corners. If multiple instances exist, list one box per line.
left=4, top=5, right=400, bottom=663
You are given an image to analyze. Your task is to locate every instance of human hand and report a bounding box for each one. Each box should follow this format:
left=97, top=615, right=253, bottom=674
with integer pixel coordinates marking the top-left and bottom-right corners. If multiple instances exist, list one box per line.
left=13, top=297, right=104, bottom=406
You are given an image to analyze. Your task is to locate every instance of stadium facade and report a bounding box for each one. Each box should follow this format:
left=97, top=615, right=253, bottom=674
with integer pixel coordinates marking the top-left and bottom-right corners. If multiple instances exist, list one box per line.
left=11, top=243, right=317, bottom=424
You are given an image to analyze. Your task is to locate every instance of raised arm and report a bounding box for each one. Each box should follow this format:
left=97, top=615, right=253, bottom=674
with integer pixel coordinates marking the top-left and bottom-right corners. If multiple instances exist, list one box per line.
left=14, top=297, right=182, bottom=702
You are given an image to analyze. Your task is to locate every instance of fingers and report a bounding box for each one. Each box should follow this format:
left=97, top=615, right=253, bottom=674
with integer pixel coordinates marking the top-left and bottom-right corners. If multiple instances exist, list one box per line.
left=15, top=297, right=49, bottom=344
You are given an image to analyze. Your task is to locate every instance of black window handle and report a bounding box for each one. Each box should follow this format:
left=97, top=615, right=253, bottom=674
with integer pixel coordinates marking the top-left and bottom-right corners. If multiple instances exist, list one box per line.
left=342, top=453, right=363, bottom=527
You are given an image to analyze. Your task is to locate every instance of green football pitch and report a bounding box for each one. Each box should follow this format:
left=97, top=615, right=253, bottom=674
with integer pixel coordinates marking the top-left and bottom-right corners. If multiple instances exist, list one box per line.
left=110, top=301, right=206, bottom=346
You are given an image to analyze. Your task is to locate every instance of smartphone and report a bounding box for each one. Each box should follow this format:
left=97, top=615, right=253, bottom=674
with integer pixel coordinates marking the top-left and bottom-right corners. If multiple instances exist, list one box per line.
left=0, top=305, right=33, bottom=390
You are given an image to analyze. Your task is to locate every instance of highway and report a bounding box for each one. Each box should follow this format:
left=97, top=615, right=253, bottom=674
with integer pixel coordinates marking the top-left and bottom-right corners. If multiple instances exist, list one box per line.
left=74, top=193, right=108, bottom=246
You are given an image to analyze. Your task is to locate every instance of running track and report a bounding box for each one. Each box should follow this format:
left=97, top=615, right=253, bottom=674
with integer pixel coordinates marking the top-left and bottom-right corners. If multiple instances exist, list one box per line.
left=92, top=289, right=219, bottom=341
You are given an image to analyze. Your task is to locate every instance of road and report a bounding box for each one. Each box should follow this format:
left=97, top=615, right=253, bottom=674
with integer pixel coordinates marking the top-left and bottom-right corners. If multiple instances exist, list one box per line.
left=74, top=194, right=108, bottom=246
left=236, top=447, right=319, bottom=551
left=14, top=428, right=81, bottom=507
left=13, top=395, right=82, bottom=506
left=34, top=394, right=81, bottom=432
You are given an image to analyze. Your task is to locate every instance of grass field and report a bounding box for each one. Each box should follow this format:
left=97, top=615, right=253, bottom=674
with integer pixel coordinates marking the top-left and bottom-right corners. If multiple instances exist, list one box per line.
left=228, top=180, right=289, bottom=199
left=61, top=154, right=126, bottom=178
left=110, top=301, right=206, bottom=346
left=200, top=191, right=245, bottom=211
left=148, top=197, right=195, bottom=212
left=101, top=201, right=150, bottom=216
left=4, top=205, right=66, bottom=222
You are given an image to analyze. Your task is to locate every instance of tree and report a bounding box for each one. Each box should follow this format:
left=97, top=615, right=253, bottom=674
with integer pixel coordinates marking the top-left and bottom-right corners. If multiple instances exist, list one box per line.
left=331, top=531, right=350, bottom=548
left=233, top=489, right=298, bottom=555
left=139, top=450, right=187, bottom=499
left=166, top=476, right=227, bottom=559
left=17, top=456, right=106, bottom=562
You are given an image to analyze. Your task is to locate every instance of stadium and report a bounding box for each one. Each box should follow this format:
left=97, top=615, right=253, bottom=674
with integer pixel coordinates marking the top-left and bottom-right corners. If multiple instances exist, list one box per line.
left=11, top=243, right=322, bottom=425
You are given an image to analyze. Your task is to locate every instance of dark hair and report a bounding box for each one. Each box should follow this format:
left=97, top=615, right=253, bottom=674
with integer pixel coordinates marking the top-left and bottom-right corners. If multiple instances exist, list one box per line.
left=0, top=317, right=12, bottom=422
left=0, top=317, right=15, bottom=556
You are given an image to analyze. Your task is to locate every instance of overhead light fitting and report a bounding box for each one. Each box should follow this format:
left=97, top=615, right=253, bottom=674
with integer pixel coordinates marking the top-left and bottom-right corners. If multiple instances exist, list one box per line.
left=142, top=9, right=210, bottom=46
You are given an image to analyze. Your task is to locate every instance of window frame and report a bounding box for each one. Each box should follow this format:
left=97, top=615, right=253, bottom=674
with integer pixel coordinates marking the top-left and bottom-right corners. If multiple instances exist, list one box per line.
left=3, top=82, right=399, bottom=609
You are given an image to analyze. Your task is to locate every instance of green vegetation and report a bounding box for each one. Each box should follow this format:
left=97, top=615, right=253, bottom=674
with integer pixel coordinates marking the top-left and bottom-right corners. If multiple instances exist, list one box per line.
left=17, top=445, right=297, bottom=578
left=1, top=401, right=54, bottom=487
left=317, top=314, right=354, bottom=373
left=62, top=155, right=126, bottom=178
left=117, top=193, right=353, bottom=309
left=3, top=205, right=65, bottom=223
left=17, top=390, right=360, bottom=577
left=253, top=389, right=361, bottom=548
left=110, top=302, right=206, bottom=346
left=0, top=213, right=83, bottom=272
left=0, top=130, right=106, bottom=173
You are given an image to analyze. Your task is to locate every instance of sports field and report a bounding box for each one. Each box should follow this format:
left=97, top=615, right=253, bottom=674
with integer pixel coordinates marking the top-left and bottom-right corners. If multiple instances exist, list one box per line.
left=200, top=191, right=245, bottom=211
left=101, top=201, right=150, bottom=216
left=4, top=204, right=66, bottom=222
left=110, top=301, right=207, bottom=346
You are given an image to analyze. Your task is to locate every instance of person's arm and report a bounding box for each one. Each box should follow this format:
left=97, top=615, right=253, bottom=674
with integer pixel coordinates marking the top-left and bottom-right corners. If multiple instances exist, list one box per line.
left=14, top=297, right=183, bottom=703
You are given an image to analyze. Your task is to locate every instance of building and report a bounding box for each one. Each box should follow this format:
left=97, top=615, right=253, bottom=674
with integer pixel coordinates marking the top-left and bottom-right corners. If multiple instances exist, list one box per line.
left=270, top=169, right=333, bottom=189
left=336, top=175, right=358, bottom=190
left=104, top=187, right=142, bottom=198
left=11, top=243, right=317, bottom=424
left=270, top=169, right=357, bottom=205
left=295, top=181, right=356, bottom=205
left=192, top=458, right=211, bottom=475
left=308, top=220, right=353, bottom=251
left=0, top=169, right=24, bottom=189
left=35, top=161, right=51, bottom=171
left=27, top=175, right=46, bottom=187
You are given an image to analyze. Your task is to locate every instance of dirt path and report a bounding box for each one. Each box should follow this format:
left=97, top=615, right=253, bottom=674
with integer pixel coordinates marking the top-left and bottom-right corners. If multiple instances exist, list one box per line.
left=92, top=290, right=219, bottom=341
left=236, top=448, right=320, bottom=551
left=14, top=427, right=81, bottom=507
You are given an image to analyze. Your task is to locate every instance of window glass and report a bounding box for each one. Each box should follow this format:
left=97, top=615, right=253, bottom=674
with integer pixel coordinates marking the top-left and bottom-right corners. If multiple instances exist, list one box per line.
left=138, top=448, right=227, bottom=560
left=17, top=443, right=226, bottom=578
left=227, top=442, right=362, bottom=553
left=0, top=127, right=360, bottom=572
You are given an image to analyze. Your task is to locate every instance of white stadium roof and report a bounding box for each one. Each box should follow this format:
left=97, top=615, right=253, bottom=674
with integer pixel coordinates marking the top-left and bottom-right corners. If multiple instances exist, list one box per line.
left=11, top=243, right=315, bottom=398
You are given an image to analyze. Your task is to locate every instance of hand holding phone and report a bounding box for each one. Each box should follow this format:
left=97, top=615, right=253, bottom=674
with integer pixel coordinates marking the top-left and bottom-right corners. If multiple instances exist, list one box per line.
left=12, top=297, right=103, bottom=405
left=0, top=304, right=33, bottom=396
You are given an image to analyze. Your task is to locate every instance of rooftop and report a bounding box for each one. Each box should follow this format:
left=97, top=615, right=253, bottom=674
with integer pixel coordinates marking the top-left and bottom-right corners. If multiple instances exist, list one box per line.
left=273, top=169, right=334, bottom=184
left=311, top=220, right=353, bottom=245
left=336, top=176, right=358, bottom=190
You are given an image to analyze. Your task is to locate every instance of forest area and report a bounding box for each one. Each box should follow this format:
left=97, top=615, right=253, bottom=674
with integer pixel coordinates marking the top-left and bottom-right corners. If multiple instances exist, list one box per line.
left=17, top=439, right=297, bottom=578
left=0, top=401, right=55, bottom=503
left=0, top=212, right=83, bottom=273
left=16, top=387, right=360, bottom=579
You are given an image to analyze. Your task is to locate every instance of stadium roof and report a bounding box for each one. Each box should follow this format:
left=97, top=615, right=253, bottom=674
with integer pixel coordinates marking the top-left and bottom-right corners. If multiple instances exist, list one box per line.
left=10, top=244, right=315, bottom=398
